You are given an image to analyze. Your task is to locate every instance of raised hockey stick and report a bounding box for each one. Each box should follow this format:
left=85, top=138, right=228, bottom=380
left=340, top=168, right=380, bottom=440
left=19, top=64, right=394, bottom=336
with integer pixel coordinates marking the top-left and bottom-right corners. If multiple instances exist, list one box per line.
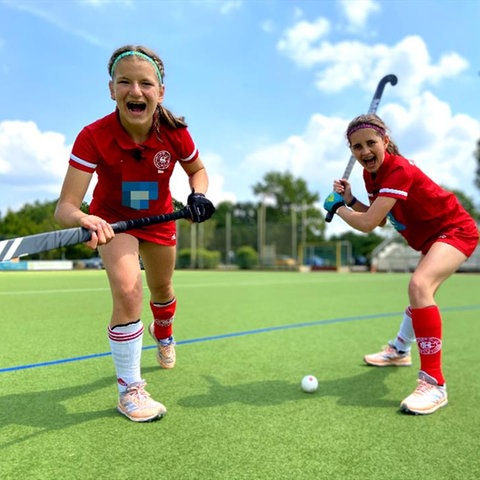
left=0, top=206, right=191, bottom=262
left=325, top=74, right=398, bottom=223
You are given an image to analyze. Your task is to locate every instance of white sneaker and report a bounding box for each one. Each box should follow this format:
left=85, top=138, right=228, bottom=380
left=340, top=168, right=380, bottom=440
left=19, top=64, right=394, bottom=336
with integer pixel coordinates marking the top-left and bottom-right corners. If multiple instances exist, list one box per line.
left=400, top=371, right=448, bottom=415
left=364, top=342, right=412, bottom=367
left=148, top=322, right=176, bottom=369
left=117, top=381, right=167, bottom=422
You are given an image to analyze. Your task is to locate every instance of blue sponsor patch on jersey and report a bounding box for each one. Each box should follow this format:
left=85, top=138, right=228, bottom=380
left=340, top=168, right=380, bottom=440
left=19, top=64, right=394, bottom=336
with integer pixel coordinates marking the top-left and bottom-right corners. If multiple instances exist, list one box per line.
left=122, top=181, right=158, bottom=210
left=387, top=212, right=406, bottom=231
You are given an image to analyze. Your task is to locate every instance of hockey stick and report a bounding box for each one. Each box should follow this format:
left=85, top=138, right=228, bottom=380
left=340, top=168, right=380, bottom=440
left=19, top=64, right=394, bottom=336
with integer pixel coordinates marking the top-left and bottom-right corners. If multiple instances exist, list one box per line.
left=0, top=206, right=191, bottom=262
left=325, top=73, right=398, bottom=223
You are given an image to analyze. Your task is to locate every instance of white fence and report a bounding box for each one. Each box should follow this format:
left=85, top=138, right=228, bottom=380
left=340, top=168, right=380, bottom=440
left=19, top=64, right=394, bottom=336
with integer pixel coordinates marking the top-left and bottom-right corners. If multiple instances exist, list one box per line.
left=372, top=239, right=480, bottom=272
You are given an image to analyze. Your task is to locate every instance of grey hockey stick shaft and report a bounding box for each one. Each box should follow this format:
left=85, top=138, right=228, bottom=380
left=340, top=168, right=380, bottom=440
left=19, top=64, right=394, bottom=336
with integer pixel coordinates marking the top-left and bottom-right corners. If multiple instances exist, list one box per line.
left=0, top=207, right=191, bottom=262
left=325, top=74, right=398, bottom=223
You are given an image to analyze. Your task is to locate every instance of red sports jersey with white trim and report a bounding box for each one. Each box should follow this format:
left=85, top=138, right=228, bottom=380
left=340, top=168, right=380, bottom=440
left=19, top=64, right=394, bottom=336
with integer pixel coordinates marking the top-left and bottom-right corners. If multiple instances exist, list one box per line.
left=69, top=111, right=198, bottom=244
left=363, top=152, right=477, bottom=252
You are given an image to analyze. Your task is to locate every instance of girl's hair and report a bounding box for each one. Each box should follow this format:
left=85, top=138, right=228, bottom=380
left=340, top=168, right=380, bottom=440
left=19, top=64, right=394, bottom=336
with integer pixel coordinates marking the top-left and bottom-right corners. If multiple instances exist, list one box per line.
left=108, top=45, right=187, bottom=135
left=345, top=114, right=400, bottom=155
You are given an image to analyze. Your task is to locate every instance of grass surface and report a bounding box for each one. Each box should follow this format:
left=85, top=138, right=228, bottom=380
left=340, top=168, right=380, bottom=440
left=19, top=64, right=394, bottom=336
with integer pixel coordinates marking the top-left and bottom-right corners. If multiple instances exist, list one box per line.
left=1, top=270, right=479, bottom=479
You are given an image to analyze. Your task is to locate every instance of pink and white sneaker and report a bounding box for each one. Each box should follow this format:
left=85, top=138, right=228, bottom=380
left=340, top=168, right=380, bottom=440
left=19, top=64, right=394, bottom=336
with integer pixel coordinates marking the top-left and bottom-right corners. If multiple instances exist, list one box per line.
left=364, top=343, right=412, bottom=367
left=400, top=371, right=448, bottom=415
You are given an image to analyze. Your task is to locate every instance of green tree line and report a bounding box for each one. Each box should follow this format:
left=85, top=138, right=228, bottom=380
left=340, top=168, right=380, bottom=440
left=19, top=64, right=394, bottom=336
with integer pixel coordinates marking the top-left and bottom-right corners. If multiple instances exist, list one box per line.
left=1, top=169, right=478, bottom=264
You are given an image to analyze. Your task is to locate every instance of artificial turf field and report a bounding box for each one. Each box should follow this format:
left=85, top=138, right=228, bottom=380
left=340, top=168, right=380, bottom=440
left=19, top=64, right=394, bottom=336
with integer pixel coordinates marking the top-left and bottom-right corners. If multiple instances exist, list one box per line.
left=0, top=269, right=479, bottom=480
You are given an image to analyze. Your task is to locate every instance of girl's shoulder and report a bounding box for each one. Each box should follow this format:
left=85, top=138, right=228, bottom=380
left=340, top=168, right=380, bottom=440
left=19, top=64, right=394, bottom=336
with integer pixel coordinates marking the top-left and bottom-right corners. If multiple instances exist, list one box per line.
left=83, top=111, right=118, bottom=133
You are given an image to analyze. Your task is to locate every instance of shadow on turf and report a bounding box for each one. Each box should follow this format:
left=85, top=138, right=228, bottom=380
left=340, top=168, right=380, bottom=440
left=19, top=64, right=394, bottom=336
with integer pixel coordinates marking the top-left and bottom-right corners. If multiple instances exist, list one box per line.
left=0, top=374, right=118, bottom=450
left=177, top=367, right=402, bottom=409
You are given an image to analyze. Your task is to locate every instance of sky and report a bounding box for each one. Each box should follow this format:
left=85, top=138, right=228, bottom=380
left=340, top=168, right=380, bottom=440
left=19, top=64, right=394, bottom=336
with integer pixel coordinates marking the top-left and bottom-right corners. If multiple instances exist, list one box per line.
left=0, top=0, right=479, bottom=237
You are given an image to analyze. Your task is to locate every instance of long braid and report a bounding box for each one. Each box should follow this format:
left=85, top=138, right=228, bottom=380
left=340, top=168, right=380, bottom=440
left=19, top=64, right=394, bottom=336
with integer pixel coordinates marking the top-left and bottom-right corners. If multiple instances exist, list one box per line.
left=346, top=114, right=400, bottom=155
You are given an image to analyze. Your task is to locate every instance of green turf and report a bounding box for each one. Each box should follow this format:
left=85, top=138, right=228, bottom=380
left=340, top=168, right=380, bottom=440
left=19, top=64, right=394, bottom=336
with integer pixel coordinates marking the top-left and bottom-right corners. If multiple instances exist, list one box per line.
left=1, top=270, right=479, bottom=479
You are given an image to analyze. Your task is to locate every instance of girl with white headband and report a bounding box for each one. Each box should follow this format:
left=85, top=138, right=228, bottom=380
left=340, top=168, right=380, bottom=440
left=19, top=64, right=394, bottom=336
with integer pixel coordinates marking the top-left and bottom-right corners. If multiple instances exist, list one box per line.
left=55, top=45, right=215, bottom=422
left=324, top=113, right=478, bottom=415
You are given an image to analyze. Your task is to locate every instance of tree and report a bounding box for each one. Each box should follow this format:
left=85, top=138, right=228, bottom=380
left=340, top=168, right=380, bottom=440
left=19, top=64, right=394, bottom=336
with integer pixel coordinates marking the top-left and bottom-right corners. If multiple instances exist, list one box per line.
left=208, top=201, right=258, bottom=263
left=0, top=200, right=58, bottom=238
left=253, top=171, right=317, bottom=217
left=447, top=187, right=478, bottom=220
left=252, top=171, right=325, bottom=240
left=330, top=230, right=384, bottom=265
left=0, top=200, right=97, bottom=260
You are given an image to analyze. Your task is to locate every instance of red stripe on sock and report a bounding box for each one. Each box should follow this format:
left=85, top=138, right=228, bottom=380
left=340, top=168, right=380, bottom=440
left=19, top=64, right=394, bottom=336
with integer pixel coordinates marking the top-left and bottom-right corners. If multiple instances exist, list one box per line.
left=108, top=324, right=144, bottom=343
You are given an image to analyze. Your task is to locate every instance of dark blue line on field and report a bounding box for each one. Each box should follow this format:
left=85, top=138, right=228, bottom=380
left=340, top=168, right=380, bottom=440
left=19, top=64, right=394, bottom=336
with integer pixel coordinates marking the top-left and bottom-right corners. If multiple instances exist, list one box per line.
left=1, top=305, right=479, bottom=373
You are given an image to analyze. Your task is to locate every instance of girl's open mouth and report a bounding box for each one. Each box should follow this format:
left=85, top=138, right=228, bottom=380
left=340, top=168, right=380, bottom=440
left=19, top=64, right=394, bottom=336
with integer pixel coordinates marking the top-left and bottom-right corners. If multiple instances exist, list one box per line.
left=127, top=102, right=147, bottom=113
left=363, top=157, right=376, bottom=168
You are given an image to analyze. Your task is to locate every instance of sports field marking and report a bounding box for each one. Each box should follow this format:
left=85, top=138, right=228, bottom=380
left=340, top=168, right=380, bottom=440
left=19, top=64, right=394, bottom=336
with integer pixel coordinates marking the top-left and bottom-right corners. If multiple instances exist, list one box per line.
left=0, top=273, right=399, bottom=296
left=0, top=287, right=111, bottom=296
left=1, top=304, right=479, bottom=374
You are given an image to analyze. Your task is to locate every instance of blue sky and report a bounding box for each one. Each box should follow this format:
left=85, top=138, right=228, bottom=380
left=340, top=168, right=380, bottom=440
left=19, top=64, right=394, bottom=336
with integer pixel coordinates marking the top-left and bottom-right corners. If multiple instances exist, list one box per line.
left=0, top=0, right=479, bottom=236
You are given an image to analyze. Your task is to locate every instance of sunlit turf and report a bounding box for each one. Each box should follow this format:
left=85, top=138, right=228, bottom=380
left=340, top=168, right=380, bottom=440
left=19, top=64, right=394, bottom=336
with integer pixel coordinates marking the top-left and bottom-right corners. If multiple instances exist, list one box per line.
left=1, top=270, right=479, bottom=479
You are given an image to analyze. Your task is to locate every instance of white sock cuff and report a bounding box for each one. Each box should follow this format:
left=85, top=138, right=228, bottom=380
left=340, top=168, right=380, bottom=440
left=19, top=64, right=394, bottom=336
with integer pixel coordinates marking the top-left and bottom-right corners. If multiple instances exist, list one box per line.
left=108, top=320, right=144, bottom=343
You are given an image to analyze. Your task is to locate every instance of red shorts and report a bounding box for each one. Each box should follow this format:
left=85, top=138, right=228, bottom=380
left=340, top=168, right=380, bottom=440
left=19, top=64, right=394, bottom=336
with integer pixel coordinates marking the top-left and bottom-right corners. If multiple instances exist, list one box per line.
left=90, top=206, right=177, bottom=246
left=421, top=223, right=479, bottom=257
left=128, top=222, right=177, bottom=246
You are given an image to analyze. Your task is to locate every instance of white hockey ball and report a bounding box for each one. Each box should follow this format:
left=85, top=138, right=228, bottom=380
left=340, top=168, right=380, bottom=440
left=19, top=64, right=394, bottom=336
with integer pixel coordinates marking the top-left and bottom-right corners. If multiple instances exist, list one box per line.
left=301, top=375, right=318, bottom=393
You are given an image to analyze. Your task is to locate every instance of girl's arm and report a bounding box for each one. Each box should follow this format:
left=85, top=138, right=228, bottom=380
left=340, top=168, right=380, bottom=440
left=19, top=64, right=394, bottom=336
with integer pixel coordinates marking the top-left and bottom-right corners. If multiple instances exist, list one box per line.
left=181, top=157, right=209, bottom=194
left=335, top=196, right=396, bottom=233
left=55, top=166, right=114, bottom=248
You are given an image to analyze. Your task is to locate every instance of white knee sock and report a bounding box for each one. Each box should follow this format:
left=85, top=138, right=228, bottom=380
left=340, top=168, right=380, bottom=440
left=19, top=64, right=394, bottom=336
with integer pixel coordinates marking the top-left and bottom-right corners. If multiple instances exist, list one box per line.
left=108, top=320, right=144, bottom=393
left=392, top=306, right=416, bottom=353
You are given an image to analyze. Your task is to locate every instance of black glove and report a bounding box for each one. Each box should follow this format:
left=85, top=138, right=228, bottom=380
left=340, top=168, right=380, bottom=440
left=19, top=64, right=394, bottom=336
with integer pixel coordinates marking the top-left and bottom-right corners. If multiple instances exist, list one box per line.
left=187, top=190, right=216, bottom=223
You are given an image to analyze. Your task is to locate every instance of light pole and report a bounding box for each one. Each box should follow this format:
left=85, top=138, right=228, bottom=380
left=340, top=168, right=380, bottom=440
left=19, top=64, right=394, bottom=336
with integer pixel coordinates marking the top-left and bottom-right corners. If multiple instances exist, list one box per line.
left=257, top=202, right=266, bottom=266
left=225, top=211, right=231, bottom=265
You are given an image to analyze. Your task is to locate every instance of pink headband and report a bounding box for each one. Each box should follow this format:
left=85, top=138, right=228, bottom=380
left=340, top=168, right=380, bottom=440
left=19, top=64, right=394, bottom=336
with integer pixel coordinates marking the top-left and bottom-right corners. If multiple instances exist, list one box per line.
left=347, top=123, right=385, bottom=138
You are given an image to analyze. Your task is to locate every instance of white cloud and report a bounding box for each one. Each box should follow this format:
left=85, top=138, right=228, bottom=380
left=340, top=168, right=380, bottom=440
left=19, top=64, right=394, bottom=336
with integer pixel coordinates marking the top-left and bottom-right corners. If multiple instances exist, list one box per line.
left=277, top=17, right=331, bottom=68
left=219, top=0, right=242, bottom=15
left=191, top=0, right=242, bottom=15
left=170, top=151, right=235, bottom=205
left=338, top=0, right=381, bottom=30
left=0, top=121, right=70, bottom=181
left=0, top=120, right=72, bottom=213
left=278, top=19, right=469, bottom=98
left=381, top=92, right=480, bottom=193
left=260, top=19, right=275, bottom=34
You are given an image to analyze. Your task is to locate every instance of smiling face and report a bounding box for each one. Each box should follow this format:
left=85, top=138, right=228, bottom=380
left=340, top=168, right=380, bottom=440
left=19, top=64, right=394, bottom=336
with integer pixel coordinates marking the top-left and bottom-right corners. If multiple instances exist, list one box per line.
left=109, top=56, right=164, bottom=141
left=349, top=128, right=389, bottom=174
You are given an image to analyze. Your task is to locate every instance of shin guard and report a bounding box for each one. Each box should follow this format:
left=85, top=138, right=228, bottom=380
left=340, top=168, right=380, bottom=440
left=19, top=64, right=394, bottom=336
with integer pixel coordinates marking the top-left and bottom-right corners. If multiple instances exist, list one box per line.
left=150, top=298, right=176, bottom=340
left=411, top=305, right=445, bottom=385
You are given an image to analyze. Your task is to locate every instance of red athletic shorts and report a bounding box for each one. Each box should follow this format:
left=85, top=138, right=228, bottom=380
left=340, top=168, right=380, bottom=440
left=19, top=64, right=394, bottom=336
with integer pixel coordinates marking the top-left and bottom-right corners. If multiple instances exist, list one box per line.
left=421, top=223, right=479, bottom=257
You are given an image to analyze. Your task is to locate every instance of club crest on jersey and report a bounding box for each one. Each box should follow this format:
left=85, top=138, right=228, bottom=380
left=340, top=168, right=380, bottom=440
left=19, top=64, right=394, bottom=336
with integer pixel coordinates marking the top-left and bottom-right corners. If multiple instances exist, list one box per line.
left=416, top=337, right=442, bottom=355
left=153, top=151, right=171, bottom=173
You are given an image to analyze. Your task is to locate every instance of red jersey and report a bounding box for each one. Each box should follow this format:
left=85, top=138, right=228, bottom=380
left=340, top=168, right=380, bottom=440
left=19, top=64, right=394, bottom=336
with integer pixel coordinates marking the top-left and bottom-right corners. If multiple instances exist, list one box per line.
left=69, top=111, right=198, bottom=244
left=363, top=152, right=478, bottom=253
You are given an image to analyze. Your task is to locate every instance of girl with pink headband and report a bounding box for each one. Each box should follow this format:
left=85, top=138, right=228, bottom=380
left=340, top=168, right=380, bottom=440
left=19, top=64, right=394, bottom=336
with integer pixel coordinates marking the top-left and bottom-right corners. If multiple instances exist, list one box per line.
left=324, top=113, right=478, bottom=415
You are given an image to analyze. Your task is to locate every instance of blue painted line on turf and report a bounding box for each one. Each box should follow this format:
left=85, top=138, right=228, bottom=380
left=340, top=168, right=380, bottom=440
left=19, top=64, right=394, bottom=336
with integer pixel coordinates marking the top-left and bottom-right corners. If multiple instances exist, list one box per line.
left=1, top=304, right=479, bottom=373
